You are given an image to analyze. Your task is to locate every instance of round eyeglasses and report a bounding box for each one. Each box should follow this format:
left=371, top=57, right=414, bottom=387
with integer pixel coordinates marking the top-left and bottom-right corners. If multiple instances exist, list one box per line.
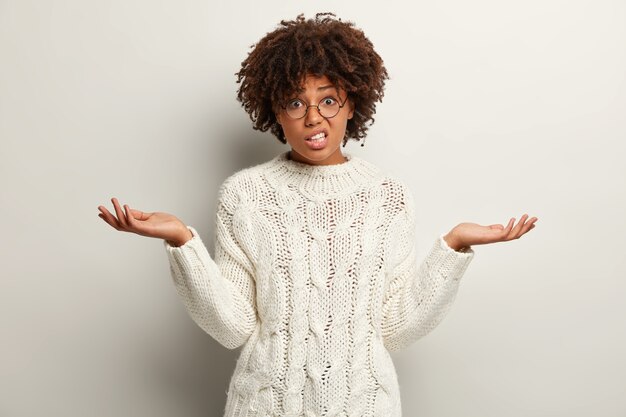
left=281, top=95, right=349, bottom=120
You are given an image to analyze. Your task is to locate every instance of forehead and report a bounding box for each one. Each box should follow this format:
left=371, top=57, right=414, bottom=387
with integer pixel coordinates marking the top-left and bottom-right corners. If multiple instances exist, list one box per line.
left=293, top=74, right=340, bottom=95
left=301, top=74, right=333, bottom=87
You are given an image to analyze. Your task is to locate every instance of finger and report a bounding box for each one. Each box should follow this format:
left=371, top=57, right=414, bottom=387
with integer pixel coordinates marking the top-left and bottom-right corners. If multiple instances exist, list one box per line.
left=124, top=204, right=138, bottom=229
left=502, top=217, right=515, bottom=238
left=510, top=214, right=529, bottom=239
left=112, top=198, right=128, bottom=229
left=97, top=213, right=113, bottom=226
left=519, top=216, right=538, bottom=236
left=128, top=207, right=148, bottom=222
left=98, top=206, right=122, bottom=230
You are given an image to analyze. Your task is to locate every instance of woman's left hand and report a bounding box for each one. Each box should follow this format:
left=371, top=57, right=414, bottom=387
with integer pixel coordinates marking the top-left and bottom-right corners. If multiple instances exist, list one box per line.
left=443, top=214, right=538, bottom=251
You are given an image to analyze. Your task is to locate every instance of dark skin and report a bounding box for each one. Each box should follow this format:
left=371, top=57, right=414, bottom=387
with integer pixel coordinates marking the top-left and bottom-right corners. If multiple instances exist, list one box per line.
left=98, top=196, right=536, bottom=250
left=97, top=197, right=193, bottom=247
left=99, top=71, right=538, bottom=249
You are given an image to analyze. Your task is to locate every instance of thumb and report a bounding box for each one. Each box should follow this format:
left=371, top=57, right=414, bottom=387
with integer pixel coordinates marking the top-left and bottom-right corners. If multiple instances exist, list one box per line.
left=128, top=207, right=148, bottom=221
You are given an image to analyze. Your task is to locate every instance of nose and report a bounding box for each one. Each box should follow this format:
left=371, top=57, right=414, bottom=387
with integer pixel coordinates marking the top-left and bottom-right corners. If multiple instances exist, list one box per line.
left=304, top=105, right=323, bottom=127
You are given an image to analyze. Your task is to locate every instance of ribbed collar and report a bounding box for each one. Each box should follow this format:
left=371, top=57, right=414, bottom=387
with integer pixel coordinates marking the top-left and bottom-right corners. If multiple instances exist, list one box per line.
left=262, top=150, right=384, bottom=201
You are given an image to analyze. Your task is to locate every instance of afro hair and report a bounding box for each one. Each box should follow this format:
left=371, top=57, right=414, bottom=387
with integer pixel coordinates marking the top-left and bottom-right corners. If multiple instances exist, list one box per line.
left=235, top=12, right=389, bottom=146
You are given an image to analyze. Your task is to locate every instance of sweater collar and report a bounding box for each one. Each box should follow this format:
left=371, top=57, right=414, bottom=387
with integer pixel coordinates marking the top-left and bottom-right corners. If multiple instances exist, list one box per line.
left=262, top=150, right=383, bottom=200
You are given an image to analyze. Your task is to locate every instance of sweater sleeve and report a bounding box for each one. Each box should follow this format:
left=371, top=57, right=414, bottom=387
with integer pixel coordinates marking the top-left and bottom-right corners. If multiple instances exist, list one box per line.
left=380, top=184, right=475, bottom=352
left=163, top=182, right=258, bottom=350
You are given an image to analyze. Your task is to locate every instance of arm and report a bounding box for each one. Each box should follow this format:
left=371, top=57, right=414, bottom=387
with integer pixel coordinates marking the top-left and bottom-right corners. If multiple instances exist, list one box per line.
left=380, top=185, right=475, bottom=352
left=163, top=182, right=258, bottom=350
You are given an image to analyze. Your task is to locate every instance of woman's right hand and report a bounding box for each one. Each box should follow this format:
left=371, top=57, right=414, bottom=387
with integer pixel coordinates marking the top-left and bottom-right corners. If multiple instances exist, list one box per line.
left=97, top=197, right=193, bottom=247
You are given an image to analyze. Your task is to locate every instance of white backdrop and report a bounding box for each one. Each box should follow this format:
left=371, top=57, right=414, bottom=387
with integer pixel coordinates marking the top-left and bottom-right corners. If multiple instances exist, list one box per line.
left=1, top=1, right=625, bottom=416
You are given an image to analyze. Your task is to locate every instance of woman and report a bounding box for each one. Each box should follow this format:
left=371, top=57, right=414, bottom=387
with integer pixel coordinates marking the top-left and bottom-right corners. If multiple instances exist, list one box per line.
left=98, top=12, right=537, bottom=417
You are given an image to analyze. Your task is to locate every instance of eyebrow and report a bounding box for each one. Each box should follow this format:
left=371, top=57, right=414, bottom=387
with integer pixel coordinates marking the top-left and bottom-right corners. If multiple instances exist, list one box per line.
left=288, top=85, right=338, bottom=102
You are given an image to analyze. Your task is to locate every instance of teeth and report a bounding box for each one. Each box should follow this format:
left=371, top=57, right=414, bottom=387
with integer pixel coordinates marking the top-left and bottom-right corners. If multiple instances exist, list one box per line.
left=308, top=132, right=325, bottom=141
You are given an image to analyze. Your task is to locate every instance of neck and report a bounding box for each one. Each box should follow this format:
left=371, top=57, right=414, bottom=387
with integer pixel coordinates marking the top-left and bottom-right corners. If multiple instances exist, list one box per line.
left=287, top=150, right=348, bottom=166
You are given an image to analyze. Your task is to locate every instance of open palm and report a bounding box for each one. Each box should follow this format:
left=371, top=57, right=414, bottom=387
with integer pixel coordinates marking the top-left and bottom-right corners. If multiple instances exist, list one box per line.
left=97, top=197, right=188, bottom=243
left=445, top=214, right=538, bottom=250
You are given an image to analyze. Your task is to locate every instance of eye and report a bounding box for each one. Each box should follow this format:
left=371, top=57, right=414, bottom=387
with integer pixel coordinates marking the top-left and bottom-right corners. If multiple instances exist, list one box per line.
left=320, top=97, right=337, bottom=106
left=286, top=99, right=303, bottom=109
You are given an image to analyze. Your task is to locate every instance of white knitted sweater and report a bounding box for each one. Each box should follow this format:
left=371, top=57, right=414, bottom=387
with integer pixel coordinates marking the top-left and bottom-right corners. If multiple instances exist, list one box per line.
left=163, top=150, right=475, bottom=417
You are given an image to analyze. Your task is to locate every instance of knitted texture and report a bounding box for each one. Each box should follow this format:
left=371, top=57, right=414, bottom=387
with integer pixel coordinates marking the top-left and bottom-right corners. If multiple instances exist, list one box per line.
left=163, top=150, right=475, bottom=417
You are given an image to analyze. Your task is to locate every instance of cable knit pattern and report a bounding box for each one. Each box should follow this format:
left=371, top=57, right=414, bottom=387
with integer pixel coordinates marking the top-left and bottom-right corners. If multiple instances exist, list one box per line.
left=163, top=150, right=475, bottom=417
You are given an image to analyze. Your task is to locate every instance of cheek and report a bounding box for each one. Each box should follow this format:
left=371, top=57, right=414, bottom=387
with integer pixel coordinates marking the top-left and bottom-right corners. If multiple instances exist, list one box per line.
left=334, top=117, right=350, bottom=131
left=280, top=124, right=300, bottom=143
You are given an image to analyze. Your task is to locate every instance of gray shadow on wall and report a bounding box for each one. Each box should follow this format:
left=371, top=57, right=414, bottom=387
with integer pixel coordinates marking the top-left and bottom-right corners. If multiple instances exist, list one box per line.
left=147, top=327, right=239, bottom=416
left=144, top=118, right=287, bottom=416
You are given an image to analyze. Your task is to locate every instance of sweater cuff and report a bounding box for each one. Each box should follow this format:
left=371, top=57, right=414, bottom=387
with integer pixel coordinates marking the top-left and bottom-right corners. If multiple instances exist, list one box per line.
left=438, top=233, right=474, bottom=255
left=163, top=226, right=199, bottom=250
left=427, top=233, right=475, bottom=282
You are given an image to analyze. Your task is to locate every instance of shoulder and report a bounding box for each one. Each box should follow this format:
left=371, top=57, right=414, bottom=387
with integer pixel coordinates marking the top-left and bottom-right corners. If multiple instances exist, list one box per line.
left=377, top=172, right=413, bottom=200
left=347, top=154, right=415, bottom=215
left=380, top=174, right=410, bottom=193
left=377, top=174, right=415, bottom=217
left=217, top=162, right=268, bottom=212
left=345, top=154, right=405, bottom=190
left=355, top=155, right=411, bottom=197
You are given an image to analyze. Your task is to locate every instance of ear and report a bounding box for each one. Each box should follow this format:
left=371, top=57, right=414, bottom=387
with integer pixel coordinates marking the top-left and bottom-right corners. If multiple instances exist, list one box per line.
left=347, top=98, right=355, bottom=120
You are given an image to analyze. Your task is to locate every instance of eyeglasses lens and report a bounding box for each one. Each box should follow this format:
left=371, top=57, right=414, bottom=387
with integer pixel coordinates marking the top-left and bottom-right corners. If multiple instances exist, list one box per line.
left=286, top=98, right=341, bottom=119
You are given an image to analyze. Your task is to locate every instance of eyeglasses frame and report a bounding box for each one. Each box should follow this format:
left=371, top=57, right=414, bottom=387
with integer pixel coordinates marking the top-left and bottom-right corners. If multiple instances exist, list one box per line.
left=280, top=94, right=350, bottom=120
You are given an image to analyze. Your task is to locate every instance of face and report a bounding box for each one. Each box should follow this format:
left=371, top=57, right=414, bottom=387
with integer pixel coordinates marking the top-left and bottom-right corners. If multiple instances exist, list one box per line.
left=275, top=74, right=354, bottom=166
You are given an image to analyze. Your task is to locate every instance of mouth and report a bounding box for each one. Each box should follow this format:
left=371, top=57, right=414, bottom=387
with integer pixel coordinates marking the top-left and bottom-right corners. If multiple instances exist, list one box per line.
left=305, top=129, right=328, bottom=142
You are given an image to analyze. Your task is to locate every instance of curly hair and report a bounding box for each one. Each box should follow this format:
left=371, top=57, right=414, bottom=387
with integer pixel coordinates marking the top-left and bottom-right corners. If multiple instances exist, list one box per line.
left=235, top=12, right=389, bottom=146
